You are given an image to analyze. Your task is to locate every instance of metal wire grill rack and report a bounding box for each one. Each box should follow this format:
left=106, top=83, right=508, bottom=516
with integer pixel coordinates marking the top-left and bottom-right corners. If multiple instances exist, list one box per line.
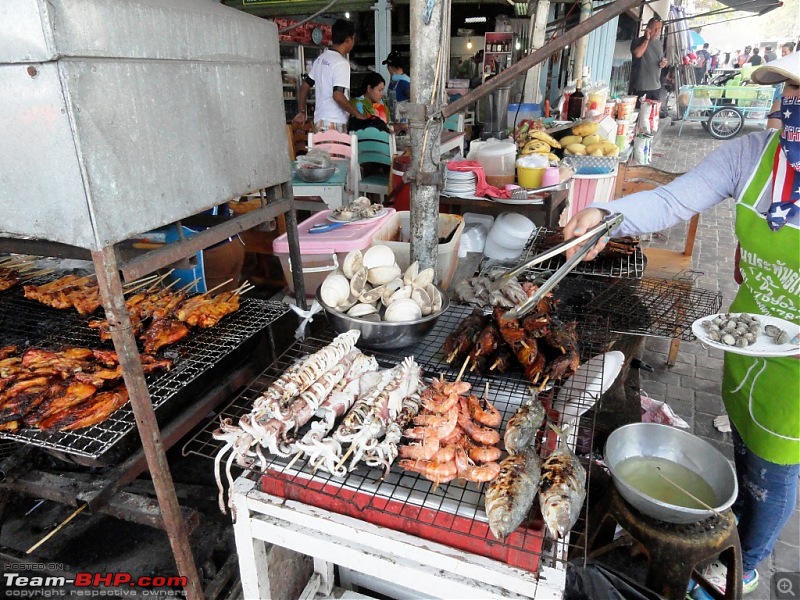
left=583, top=277, right=723, bottom=341
left=184, top=310, right=610, bottom=572
left=517, top=227, right=646, bottom=279
left=0, top=296, right=289, bottom=459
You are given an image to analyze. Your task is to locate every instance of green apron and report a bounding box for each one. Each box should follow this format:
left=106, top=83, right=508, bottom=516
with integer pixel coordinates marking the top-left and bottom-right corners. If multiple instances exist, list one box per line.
left=724, top=131, right=800, bottom=465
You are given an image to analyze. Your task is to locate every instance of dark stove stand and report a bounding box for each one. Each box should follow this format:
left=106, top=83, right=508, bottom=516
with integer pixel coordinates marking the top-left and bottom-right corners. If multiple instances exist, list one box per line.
left=583, top=485, right=742, bottom=600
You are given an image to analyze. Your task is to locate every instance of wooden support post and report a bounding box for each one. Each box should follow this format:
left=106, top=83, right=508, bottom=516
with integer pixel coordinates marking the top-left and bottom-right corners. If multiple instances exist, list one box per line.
left=92, top=247, right=203, bottom=600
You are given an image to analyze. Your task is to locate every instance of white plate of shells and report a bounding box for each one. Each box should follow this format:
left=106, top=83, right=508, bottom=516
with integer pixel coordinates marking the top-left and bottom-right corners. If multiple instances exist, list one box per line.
left=318, top=244, right=444, bottom=322
left=691, top=313, right=800, bottom=357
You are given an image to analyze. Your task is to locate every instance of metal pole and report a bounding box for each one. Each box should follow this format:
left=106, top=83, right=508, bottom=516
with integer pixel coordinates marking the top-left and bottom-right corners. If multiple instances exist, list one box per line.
left=443, top=0, right=642, bottom=118
left=572, top=0, right=594, bottom=85
left=374, top=0, right=392, bottom=81
left=92, top=247, right=203, bottom=600
left=523, top=0, right=551, bottom=105
left=408, top=0, right=448, bottom=273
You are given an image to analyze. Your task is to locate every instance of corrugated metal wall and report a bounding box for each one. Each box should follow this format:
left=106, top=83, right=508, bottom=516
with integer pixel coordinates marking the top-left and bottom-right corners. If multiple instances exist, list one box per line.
left=584, top=15, right=619, bottom=85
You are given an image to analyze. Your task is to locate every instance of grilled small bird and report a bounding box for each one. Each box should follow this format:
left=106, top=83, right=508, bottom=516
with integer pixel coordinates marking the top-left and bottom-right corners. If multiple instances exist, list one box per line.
left=503, top=393, right=545, bottom=455
left=539, top=425, right=587, bottom=539
left=484, top=448, right=541, bottom=540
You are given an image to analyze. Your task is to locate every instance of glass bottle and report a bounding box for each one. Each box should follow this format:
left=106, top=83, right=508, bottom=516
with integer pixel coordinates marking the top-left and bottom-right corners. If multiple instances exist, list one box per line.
left=567, top=86, right=586, bottom=120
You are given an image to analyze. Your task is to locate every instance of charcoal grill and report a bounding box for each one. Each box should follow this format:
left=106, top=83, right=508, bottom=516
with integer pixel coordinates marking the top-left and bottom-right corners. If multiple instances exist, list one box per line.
left=184, top=310, right=611, bottom=575
left=0, top=290, right=289, bottom=461
left=516, top=227, right=646, bottom=279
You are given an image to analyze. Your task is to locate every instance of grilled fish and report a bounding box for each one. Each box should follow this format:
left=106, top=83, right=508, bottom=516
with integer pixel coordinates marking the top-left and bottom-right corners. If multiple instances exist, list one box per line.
left=504, top=392, right=545, bottom=455
left=484, top=448, right=541, bottom=540
left=538, top=425, right=586, bottom=538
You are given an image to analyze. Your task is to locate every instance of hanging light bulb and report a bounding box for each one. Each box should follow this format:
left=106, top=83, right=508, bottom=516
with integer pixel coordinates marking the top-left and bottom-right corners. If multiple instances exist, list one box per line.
left=516, top=40, right=521, bottom=50
left=345, top=11, right=350, bottom=18
left=467, top=39, right=473, bottom=50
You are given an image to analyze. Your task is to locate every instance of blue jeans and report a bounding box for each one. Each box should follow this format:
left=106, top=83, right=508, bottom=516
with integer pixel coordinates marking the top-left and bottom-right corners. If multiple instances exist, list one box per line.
left=731, top=426, right=799, bottom=571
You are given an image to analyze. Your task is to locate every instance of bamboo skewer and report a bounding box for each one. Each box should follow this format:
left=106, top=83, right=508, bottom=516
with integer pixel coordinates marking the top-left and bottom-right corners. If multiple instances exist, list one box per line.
left=202, top=278, right=234, bottom=297
left=334, top=444, right=356, bottom=473
left=26, top=504, right=87, bottom=555
left=143, top=269, right=175, bottom=292
left=456, top=355, right=471, bottom=382
left=284, top=451, right=304, bottom=472
left=179, top=278, right=202, bottom=293
left=123, top=273, right=160, bottom=289
left=19, top=268, right=56, bottom=280
left=122, top=277, right=159, bottom=296
left=655, top=468, right=724, bottom=517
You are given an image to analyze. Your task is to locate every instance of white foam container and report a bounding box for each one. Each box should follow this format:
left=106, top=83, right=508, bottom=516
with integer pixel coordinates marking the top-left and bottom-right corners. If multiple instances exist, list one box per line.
left=273, top=209, right=396, bottom=296
left=484, top=212, right=535, bottom=260
left=371, top=211, right=464, bottom=290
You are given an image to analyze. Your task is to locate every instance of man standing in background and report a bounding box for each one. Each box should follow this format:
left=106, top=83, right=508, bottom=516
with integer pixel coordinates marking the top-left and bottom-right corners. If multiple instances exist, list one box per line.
left=695, top=43, right=712, bottom=84
left=630, top=17, right=669, bottom=113
left=764, top=46, right=778, bottom=62
left=293, top=19, right=367, bottom=132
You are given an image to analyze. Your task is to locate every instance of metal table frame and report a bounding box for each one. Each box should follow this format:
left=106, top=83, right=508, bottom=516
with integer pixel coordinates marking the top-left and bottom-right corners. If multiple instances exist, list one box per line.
left=0, top=186, right=307, bottom=600
left=231, top=476, right=566, bottom=600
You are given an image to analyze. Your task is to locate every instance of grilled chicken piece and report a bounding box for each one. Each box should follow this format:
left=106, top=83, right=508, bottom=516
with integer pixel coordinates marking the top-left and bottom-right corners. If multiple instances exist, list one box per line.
left=444, top=324, right=482, bottom=364
left=70, top=284, right=101, bottom=315
left=0, top=268, right=19, bottom=293
left=522, top=314, right=550, bottom=338
left=489, top=346, right=514, bottom=373
left=23, top=275, right=79, bottom=301
left=494, top=308, right=526, bottom=343
left=40, top=386, right=129, bottom=432
left=0, top=377, right=52, bottom=423
left=544, top=349, right=580, bottom=381
left=142, top=319, right=190, bottom=354
left=474, top=323, right=501, bottom=357
left=23, top=381, right=96, bottom=426
left=0, top=345, right=19, bottom=361
left=21, top=348, right=94, bottom=375
left=514, top=338, right=539, bottom=367
left=544, top=320, right=579, bottom=354
left=524, top=352, right=547, bottom=384
left=176, top=291, right=240, bottom=328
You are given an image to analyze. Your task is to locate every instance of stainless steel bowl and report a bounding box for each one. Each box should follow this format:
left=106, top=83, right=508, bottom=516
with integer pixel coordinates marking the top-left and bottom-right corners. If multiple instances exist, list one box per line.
left=316, top=286, right=449, bottom=350
left=605, top=423, right=737, bottom=524
left=295, top=166, right=336, bottom=182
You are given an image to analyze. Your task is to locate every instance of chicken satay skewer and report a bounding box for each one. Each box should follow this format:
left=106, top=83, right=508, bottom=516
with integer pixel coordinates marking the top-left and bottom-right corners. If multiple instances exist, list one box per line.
left=122, top=273, right=160, bottom=289
left=123, top=276, right=163, bottom=295
left=142, top=269, right=175, bottom=293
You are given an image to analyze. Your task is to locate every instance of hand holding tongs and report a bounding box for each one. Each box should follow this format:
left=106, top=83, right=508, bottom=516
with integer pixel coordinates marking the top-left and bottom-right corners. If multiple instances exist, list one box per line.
left=491, top=212, right=624, bottom=319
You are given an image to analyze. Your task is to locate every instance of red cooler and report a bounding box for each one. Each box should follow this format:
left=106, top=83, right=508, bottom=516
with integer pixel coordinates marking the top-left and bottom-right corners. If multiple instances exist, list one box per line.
left=391, top=155, right=412, bottom=212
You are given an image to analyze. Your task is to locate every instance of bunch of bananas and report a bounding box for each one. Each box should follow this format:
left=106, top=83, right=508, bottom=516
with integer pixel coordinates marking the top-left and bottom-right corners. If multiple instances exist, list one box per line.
left=561, top=121, right=619, bottom=156
left=517, top=130, right=560, bottom=162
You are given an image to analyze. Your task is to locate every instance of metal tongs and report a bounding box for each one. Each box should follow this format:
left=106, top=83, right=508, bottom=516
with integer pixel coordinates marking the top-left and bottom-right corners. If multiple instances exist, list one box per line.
left=490, top=212, right=624, bottom=319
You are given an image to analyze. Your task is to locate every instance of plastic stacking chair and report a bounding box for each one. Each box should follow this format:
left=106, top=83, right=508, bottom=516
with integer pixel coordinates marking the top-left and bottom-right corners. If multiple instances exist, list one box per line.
left=354, top=127, right=396, bottom=204
left=308, top=129, right=359, bottom=201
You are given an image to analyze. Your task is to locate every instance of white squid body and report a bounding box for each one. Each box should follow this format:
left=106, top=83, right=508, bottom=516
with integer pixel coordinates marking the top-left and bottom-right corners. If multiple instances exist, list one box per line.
left=255, top=330, right=359, bottom=413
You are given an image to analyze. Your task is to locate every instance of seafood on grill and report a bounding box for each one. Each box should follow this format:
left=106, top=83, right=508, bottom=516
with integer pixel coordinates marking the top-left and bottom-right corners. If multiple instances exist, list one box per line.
left=0, top=346, right=170, bottom=433
left=538, top=425, right=587, bottom=539
left=534, top=229, right=640, bottom=260
left=319, top=245, right=443, bottom=322
left=0, top=266, right=21, bottom=293
left=327, top=357, right=421, bottom=475
left=398, top=375, right=503, bottom=488
left=485, top=448, right=542, bottom=540
left=504, top=391, right=546, bottom=455
left=443, top=309, right=489, bottom=364
left=258, top=330, right=360, bottom=413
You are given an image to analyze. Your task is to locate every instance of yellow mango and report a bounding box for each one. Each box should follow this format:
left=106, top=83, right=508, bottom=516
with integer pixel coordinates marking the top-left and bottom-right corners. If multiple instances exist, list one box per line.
left=582, top=135, right=601, bottom=146
left=565, top=143, right=587, bottom=155
left=571, top=121, right=600, bottom=137
left=604, top=146, right=620, bottom=157
left=559, top=135, right=583, bottom=147
left=585, top=142, right=604, bottom=155
left=590, top=148, right=604, bottom=156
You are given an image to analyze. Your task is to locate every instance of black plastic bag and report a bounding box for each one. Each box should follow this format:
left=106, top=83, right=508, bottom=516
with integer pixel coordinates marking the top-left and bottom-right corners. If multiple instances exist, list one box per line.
left=565, top=559, right=665, bottom=600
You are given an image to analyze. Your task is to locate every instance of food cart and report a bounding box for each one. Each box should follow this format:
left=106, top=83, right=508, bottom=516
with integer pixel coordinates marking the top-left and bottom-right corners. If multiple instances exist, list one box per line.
left=677, top=84, right=775, bottom=139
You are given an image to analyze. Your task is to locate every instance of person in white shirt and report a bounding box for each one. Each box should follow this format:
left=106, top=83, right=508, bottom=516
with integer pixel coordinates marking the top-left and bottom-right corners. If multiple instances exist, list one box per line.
left=292, top=19, right=367, bottom=132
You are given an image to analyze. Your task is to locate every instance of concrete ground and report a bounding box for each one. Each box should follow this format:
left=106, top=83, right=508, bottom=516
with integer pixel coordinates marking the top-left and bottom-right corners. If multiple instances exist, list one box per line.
left=635, top=118, right=799, bottom=599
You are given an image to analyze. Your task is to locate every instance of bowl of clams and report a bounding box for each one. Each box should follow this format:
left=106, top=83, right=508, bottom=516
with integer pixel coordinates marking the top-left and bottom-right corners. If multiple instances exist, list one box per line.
left=316, top=244, right=449, bottom=350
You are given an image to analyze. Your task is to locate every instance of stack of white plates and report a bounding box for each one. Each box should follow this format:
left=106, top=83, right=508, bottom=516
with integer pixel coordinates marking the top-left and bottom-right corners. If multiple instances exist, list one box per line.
left=444, top=169, right=477, bottom=197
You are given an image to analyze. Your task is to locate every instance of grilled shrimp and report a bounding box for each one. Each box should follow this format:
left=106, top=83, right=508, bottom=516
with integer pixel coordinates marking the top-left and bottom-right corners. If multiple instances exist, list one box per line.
left=399, top=458, right=458, bottom=485
left=455, top=447, right=501, bottom=483
left=467, top=441, right=502, bottom=464
left=467, top=393, right=502, bottom=428
left=398, top=428, right=440, bottom=461
left=457, top=402, right=501, bottom=446
left=405, top=405, right=458, bottom=440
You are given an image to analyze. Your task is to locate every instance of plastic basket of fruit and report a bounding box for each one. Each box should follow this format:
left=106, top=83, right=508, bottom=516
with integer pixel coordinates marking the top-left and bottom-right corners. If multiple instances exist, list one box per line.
left=561, top=154, right=618, bottom=175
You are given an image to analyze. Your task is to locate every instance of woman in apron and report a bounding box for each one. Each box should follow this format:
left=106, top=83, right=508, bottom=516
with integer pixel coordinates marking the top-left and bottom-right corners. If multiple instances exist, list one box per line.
left=564, top=52, right=800, bottom=597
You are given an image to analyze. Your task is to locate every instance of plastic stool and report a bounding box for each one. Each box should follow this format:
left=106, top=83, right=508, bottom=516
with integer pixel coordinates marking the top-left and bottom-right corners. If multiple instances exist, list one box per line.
left=586, top=486, right=742, bottom=600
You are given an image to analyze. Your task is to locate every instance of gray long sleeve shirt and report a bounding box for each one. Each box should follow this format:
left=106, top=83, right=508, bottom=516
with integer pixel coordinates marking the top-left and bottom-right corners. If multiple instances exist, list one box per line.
left=590, top=131, right=799, bottom=235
